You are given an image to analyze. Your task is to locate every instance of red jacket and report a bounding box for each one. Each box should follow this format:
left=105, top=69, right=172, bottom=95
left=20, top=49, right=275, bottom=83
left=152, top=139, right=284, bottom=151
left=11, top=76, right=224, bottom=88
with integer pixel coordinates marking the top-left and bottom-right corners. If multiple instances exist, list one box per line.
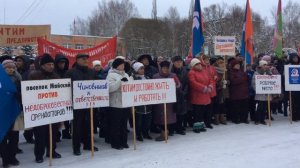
left=188, top=68, right=212, bottom=105
left=204, top=65, right=218, bottom=98
left=229, top=69, right=249, bottom=100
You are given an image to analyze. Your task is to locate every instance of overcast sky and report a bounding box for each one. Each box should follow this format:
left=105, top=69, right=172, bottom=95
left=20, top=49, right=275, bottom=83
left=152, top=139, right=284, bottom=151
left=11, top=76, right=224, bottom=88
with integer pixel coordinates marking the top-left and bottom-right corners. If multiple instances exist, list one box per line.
left=0, top=0, right=297, bottom=35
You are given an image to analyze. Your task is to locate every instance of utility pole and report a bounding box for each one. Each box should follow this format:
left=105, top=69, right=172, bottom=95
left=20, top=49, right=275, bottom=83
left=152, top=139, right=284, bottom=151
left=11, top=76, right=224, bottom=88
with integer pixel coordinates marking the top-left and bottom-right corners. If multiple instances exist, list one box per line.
left=152, top=0, right=157, bottom=20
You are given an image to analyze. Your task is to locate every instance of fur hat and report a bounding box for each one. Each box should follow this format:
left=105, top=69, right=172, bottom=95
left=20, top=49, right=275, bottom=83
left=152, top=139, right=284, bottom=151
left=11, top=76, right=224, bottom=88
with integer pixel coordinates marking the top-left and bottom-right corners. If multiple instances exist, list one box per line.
left=92, top=60, right=102, bottom=67
left=190, top=58, right=201, bottom=68
left=259, top=60, right=268, bottom=67
left=112, top=58, right=125, bottom=69
left=2, top=59, right=15, bottom=68
left=76, top=53, right=89, bottom=59
left=40, top=53, right=54, bottom=66
left=159, top=60, right=171, bottom=68
left=230, top=59, right=240, bottom=68
left=172, top=56, right=183, bottom=62
left=132, top=62, right=144, bottom=72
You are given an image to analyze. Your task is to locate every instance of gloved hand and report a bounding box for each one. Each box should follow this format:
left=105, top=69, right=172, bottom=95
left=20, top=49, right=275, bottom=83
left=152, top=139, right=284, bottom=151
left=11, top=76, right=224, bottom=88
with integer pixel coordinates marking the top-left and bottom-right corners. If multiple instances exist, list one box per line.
left=222, top=80, right=228, bottom=85
left=121, top=77, right=128, bottom=82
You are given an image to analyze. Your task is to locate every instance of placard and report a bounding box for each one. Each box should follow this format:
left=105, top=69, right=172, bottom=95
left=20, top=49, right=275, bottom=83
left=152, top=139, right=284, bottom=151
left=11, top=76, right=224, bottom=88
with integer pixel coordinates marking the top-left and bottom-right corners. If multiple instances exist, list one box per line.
left=255, top=75, right=281, bottom=94
left=21, top=79, right=73, bottom=128
left=285, top=65, right=300, bottom=91
left=72, top=80, right=109, bottom=109
left=214, top=36, right=236, bottom=56
left=121, top=79, right=177, bottom=108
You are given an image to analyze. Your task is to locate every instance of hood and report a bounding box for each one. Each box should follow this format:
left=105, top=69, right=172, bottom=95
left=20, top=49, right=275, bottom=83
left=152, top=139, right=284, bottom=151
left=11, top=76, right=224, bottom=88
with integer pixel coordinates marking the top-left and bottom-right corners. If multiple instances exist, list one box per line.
left=137, top=54, right=156, bottom=67
left=14, top=55, right=30, bottom=71
left=289, top=53, right=299, bottom=65
left=54, top=54, right=69, bottom=71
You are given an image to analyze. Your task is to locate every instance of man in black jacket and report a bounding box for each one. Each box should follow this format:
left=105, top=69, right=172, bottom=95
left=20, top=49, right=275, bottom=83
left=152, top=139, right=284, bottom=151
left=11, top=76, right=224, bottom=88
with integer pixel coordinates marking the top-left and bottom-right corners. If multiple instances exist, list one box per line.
left=66, top=53, right=98, bottom=156
left=28, top=53, right=62, bottom=163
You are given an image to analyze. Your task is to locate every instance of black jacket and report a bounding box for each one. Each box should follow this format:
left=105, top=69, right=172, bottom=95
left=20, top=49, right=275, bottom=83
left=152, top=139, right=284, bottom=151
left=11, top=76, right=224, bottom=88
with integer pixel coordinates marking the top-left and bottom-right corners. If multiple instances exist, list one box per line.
left=54, top=54, right=69, bottom=78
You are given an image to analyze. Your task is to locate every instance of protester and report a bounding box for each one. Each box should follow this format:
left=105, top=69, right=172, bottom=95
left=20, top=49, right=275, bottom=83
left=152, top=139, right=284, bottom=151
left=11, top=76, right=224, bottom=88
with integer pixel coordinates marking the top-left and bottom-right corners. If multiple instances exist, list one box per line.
left=131, top=62, right=153, bottom=141
left=246, top=64, right=256, bottom=121
left=188, top=58, right=212, bottom=133
left=229, top=59, right=249, bottom=124
left=289, top=53, right=300, bottom=121
left=171, top=56, right=188, bottom=135
left=106, top=58, right=131, bottom=149
left=28, top=54, right=62, bottom=163
left=252, top=60, right=270, bottom=125
left=153, top=61, right=181, bottom=141
left=0, top=60, right=22, bottom=167
left=66, top=53, right=98, bottom=156
left=137, top=54, right=158, bottom=79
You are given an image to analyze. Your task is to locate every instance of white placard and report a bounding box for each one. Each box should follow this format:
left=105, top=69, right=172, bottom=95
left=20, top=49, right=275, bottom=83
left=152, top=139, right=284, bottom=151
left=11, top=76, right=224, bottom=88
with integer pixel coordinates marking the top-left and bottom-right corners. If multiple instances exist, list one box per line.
left=121, top=79, right=177, bottom=108
left=284, top=65, right=300, bottom=91
left=21, top=79, right=73, bottom=128
left=255, top=75, right=281, bottom=94
left=73, top=80, right=109, bottom=109
left=214, top=36, right=236, bottom=56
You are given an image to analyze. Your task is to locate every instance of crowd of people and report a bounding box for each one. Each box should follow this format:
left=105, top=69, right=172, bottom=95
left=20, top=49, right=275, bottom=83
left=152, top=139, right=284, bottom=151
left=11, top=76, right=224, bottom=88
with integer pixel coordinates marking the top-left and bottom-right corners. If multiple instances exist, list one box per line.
left=0, top=51, right=300, bottom=167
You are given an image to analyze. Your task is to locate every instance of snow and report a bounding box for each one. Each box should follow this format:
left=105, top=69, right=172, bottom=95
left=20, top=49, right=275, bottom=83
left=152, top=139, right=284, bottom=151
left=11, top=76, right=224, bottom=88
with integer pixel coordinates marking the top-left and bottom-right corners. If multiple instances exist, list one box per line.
left=13, top=115, right=300, bottom=168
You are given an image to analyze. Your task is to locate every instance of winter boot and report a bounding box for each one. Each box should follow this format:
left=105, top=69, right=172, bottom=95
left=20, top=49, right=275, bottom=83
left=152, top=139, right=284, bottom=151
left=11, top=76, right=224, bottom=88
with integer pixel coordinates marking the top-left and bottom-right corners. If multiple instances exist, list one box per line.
left=213, top=114, right=220, bottom=125
left=155, top=131, right=168, bottom=141
left=220, top=114, right=227, bottom=125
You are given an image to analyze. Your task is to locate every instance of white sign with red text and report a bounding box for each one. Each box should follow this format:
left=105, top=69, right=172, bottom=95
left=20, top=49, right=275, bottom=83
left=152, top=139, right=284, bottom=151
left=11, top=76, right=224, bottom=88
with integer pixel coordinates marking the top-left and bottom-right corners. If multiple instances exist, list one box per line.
left=72, top=80, right=109, bottom=110
left=121, top=79, right=177, bottom=107
left=255, top=75, right=281, bottom=94
left=21, top=79, right=73, bottom=128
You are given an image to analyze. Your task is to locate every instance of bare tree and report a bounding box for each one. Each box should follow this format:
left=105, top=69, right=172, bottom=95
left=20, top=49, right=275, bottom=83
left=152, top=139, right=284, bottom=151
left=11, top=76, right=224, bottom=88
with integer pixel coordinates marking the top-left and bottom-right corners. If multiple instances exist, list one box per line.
left=152, top=0, right=157, bottom=20
left=70, top=17, right=89, bottom=35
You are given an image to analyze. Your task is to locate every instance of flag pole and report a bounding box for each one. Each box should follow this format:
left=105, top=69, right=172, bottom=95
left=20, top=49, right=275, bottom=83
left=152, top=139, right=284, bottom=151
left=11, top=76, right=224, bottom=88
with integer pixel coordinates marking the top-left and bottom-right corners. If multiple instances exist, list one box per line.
left=49, top=124, right=53, bottom=166
left=90, top=107, right=94, bottom=157
left=132, top=107, right=137, bottom=150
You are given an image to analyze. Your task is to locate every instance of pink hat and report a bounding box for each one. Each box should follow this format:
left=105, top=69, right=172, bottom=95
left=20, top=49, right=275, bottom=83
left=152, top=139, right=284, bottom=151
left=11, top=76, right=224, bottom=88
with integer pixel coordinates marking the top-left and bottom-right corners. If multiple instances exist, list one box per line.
left=2, top=59, right=15, bottom=68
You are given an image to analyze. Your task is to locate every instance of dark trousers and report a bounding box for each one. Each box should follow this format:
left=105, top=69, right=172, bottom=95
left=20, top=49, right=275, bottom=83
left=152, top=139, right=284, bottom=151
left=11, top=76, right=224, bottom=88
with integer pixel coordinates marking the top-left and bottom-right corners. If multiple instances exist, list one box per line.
left=292, top=92, right=300, bottom=121
left=176, top=114, right=185, bottom=132
left=249, top=96, right=256, bottom=121
left=108, top=108, right=130, bottom=148
left=231, top=99, right=249, bottom=123
left=23, top=129, right=34, bottom=141
left=136, top=113, right=151, bottom=136
left=193, top=104, right=209, bottom=123
left=0, top=130, right=18, bottom=164
left=99, top=107, right=109, bottom=139
left=72, top=109, right=91, bottom=151
left=256, top=101, right=267, bottom=122
left=33, top=123, right=59, bottom=159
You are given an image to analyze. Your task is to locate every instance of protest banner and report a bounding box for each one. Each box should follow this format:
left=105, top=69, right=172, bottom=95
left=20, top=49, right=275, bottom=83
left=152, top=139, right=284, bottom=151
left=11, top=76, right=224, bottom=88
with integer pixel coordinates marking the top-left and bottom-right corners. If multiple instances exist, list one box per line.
left=21, top=79, right=73, bottom=128
left=255, top=75, right=281, bottom=94
left=0, top=24, right=50, bottom=46
left=121, top=79, right=177, bottom=107
left=72, top=80, right=109, bottom=156
left=214, top=36, right=236, bottom=56
left=121, top=79, right=177, bottom=145
left=72, top=80, right=109, bottom=109
left=284, top=65, right=300, bottom=91
left=255, top=75, right=281, bottom=126
left=38, top=36, right=117, bottom=68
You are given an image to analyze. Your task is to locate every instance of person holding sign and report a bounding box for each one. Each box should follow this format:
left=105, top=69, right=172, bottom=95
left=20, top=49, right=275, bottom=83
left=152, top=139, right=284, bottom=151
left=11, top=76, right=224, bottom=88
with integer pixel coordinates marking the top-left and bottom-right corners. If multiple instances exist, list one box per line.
left=66, top=54, right=99, bottom=156
left=251, top=60, right=270, bottom=125
left=107, top=58, right=132, bottom=150
left=228, top=59, right=249, bottom=124
left=153, top=61, right=181, bottom=141
left=288, top=53, right=300, bottom=121
left=27, top=54, right=62, bottom=163
left=130, top=62, right=153, bottom=141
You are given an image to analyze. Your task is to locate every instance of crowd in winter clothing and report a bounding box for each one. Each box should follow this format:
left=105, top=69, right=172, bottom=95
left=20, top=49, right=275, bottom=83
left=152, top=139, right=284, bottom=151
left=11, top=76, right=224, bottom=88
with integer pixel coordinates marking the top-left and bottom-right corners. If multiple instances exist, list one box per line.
left=0, top=51, right=300, bottom=168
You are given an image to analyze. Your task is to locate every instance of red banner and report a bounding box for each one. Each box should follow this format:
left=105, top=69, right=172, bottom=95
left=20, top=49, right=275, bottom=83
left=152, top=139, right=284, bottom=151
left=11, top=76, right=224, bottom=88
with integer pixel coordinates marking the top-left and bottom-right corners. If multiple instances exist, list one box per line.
left=38, top=36, right=117, bottom=68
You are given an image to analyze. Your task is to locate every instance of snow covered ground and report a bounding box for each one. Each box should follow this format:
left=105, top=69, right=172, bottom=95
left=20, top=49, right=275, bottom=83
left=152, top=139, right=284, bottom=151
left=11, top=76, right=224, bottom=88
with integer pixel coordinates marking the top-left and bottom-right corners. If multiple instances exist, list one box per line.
left=14, top=114, right=300, bottom=168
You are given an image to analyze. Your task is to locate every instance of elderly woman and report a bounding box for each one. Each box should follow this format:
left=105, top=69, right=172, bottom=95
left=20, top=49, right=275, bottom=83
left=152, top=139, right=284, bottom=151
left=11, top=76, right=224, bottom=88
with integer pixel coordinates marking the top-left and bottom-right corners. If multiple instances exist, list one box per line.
left=152, top=61, right=181, bottom=141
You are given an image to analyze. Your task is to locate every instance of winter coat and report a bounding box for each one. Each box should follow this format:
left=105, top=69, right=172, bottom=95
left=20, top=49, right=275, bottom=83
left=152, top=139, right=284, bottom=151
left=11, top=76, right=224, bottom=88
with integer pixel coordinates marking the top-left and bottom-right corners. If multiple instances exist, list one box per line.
left=152, top=72, right=180, bottom=125
left=252, top=69, right=273, bottom=101
left=106, top=69, right=131, bottom=108
left=54, top=54, right=69, bottom=78
left=246, top=70, right=255, bottom=96
left=144, top=65, right=158, bottom=79
left=214, top=65, right=227, bottom=104
left=188, top=68, right=212, bottom=105
left=15, top=55, right=31, bottom=80
left=66, top=64, right=96, bottom=81
left=229, top=68, right=249, bottom=100
left=171, top=66, right=188, bottom=115
left=130, top=74, right=152, bottom=114
left=205, top=65, right=218, bottom=98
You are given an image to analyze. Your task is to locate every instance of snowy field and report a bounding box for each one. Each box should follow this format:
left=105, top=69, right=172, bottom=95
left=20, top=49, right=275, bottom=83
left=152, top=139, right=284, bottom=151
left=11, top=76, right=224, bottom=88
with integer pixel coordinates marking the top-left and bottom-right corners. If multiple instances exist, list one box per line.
left=14, top=115, right=300, bottom=168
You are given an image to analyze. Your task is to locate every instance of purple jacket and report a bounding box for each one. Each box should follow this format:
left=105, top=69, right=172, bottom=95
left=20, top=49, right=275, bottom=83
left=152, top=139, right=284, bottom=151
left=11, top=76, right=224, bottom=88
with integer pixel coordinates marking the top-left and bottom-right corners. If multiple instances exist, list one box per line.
left=229, top=69, right=249, bottom=100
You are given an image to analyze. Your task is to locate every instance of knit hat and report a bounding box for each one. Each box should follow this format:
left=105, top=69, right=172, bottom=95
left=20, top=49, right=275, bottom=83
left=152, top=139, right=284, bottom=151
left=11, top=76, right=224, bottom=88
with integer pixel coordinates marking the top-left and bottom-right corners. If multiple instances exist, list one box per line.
left=2, top=59, right=15, bottom=68
left=115, top=56, right=126, bottom=60
left=132, top=62, right=144, bottom=72
left=230, top=59, right=240, bottom=68
left=190, top=58, right=201, bottom=68
left=112, top=58, right=125, bottom=69
left=261, top=55, right=271, bottom=63
left=259, top=60, right=268, bottom=67
left=160, top=61, right=171, bottom=68
left=172, top=56, right=183, bottom=62
left=40, top=54, right=54, bottom=66
left=76, top=53, right=89, bottom=59
left=92, top=60, right=102, bottom=67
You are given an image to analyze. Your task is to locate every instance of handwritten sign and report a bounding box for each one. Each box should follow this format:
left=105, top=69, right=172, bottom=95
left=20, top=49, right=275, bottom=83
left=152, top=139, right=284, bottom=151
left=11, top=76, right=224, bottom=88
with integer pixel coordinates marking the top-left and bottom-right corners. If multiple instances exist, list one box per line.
left=72, top=80, right=109, bottom=109
left=121, top=79, right=176, bottom=108
left=284, top=65, right=300, bottom=91
left=21, top=79, right=73, bottom=128
left=255, top=75, right=281, bottom=94
left=214, top=36, right=236, bottom=56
